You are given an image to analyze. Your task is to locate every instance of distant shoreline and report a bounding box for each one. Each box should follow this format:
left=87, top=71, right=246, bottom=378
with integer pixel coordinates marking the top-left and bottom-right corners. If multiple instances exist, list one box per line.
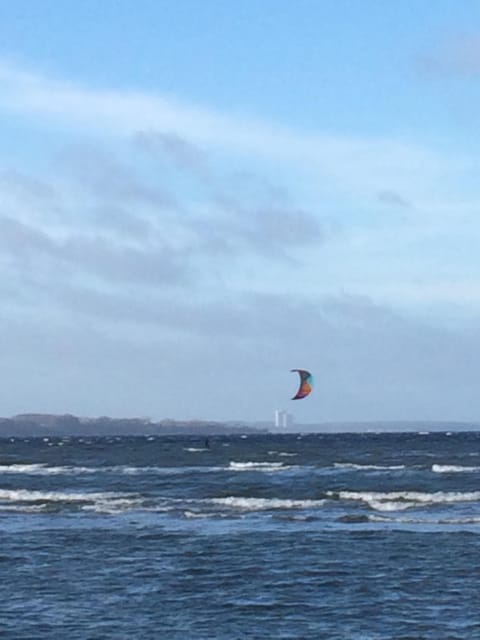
left=0, top=413, right=479, bottom=437
left=0, top=413, right=264, bottom=437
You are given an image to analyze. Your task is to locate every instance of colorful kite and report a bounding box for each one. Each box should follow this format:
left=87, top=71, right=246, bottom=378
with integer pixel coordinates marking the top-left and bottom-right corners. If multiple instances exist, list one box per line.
left=291, top=369, right=313, bottom=400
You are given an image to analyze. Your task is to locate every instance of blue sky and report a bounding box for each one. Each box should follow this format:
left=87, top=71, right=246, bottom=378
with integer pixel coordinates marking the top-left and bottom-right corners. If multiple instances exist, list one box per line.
left=1, top=1, right=480, bottom=423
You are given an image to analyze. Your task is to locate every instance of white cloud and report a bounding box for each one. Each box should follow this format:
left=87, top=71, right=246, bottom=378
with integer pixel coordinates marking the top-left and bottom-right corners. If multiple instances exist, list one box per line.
left=0, top=59, right=463, bottom=202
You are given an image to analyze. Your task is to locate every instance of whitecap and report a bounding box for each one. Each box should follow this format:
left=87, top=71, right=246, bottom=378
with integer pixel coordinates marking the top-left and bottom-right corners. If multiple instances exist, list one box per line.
left=432, top=464, right=480, bottom=473
left=0, top=463, right=100, bottom=475
left=0, top=463, right=49, bottom=474
left=0, top=463, right=221, bottom=476
left=369, top=514, right=480, bottom=526
left=208, top=496, right=325, bottom=511
left=82, top=496, right=146, bottom=514
left=0, top=488, right=144, bottom=514
left=329, top=489, right=480, bottom=511
left=334, top=463, right=405, bottom=471
left=268, top=451, right=298, bottom=457
left=229, top=461, right=286, bottom=472
left=0, top=488, right=135, bottom=504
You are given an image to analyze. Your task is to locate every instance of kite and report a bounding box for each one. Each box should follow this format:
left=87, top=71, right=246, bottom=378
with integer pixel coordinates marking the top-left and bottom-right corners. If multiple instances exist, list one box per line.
left=291, top=369, right=313, bottom=400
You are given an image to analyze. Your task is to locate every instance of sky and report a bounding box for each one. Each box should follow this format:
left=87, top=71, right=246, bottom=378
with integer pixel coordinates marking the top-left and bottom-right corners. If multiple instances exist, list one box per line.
left=2, top=1, right=480, bottom=424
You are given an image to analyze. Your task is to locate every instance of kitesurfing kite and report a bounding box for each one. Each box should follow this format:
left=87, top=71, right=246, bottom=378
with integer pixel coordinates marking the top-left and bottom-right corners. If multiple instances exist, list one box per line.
left=291, top=369, right=313, bottom=400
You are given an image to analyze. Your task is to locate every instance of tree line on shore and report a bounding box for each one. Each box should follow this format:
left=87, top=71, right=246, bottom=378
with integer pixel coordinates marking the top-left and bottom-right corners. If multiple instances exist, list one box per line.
left=0, top=413, right=264, bottom=437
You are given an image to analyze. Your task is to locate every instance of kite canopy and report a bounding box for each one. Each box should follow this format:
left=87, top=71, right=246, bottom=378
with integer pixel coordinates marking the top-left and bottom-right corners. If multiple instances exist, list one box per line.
left=291, top=369, right=313, bottom=400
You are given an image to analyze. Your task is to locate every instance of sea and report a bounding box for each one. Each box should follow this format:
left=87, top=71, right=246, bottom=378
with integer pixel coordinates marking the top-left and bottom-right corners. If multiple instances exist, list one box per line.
left=1, top=430, right=480, bottom=639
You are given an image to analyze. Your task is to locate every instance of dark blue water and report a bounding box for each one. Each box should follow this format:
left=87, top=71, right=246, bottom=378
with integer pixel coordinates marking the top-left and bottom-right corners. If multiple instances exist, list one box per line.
left=2, top=431, right=480, bottom=639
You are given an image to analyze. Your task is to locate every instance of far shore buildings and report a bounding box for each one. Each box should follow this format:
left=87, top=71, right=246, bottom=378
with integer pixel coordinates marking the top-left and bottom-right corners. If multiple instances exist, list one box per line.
left=274, top=409, right=293, bottom=429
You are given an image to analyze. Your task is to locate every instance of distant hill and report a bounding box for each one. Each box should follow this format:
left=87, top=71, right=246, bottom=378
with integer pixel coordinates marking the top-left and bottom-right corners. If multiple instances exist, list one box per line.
left=0, top=414, right=266, bottom=437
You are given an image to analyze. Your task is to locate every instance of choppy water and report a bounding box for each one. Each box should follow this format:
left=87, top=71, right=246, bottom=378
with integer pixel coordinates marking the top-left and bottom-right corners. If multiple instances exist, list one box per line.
left=2, top=431, right=480, bottom=639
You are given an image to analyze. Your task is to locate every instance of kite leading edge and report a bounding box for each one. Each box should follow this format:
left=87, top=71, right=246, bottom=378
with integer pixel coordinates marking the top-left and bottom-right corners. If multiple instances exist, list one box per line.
left=291, top=369, right=313, bottom=400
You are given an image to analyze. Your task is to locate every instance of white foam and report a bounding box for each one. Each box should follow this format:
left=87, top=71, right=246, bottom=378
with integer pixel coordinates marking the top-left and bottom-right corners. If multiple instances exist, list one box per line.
left=268, top=451, right=298, bottom=457
left=0, top=488, right=133, bottom=503
left=334, top=463, right=405, bottom=471
left=229, top=461, right=287, bottom=472
left=115, top=464, right=174, bottom=475
left=330, top=490, right=480, bottom=511
left=0, top=463, right=220, bottom=476
left=367, top=499, right=417, bottom=512
left=369, top=514, right=480, bottom=525
left=0, top=488, right=144, bottom=514
left=82, top=496, right=145, bottom=514
left=432, top=464, right=480, bottom=473
left=209, top=496, right=325, bottom=511
left=7, top=463, right=101, bottom=475
left=0, top=503, right=48, bottom=513
left=0, top=463, right=51, bottom=474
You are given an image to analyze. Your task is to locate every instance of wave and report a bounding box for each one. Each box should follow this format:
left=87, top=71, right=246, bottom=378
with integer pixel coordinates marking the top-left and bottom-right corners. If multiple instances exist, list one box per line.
left=268, top=451, right=298, bottom=458
left=432, top=464, right=480, bottom=473
left=368, top=514, right=480, bottom=526
left=0, top=488, right=144, bottom=514
left=334, top=463, right=406, bottom=471
left=0, top=460, right=301, bottom=476
left=0, top=463, right=98, bottom=475
left=328, top=490, right=480, bottom=511
left=208, top=496, right=325, bottom=511
left=183, top=510, right=212, bottom=519
left=0, top=504, right=48, bottom=513
left=228, top=462, right=290, bottom=472
left=0, top=461, right=299, bottom=476
left=0, top=463, right=224, bottom=476
left=0, top=461, right=297, bottom=476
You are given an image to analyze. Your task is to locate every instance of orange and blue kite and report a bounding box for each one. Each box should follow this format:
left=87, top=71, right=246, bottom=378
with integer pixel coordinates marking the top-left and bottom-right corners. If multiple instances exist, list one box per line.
left=291, top=369, right=313, bottom=400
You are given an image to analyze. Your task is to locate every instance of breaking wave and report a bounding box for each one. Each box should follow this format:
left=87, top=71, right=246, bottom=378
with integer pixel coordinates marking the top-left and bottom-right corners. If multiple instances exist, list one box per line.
left=327, top=490, right=480, bottom=511
left=334, top=463, right=406, bottom=471
left=207, top=497, right=325, bottom=511
left=0, top=463, right=223, bottom=476
left=228, top=462, right=290, bottom=472
left=432, top=464, right=480, bottom=473
left=0, top=488, right=144, bottom=514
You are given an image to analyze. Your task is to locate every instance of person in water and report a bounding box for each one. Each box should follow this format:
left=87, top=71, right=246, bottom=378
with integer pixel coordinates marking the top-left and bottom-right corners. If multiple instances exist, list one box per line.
left=205, top=437, right=210, bottom=449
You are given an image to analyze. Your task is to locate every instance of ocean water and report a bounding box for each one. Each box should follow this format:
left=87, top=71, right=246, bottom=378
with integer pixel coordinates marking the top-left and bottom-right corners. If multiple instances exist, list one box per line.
left=2, top=431, right=480, bottom=639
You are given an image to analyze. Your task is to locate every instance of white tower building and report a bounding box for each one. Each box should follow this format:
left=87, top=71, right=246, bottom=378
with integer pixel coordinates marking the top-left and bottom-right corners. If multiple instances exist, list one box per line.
left=274, top=409, right=293, bottom=428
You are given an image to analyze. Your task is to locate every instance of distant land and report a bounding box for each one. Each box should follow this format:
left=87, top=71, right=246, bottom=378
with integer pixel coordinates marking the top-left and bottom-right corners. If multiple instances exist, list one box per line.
left=0, top=414, right=264, bottom=437
left=0, top=414, right=479, bottom=437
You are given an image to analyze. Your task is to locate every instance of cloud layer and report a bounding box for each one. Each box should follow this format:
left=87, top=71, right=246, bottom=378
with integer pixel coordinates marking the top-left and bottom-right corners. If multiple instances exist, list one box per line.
left=1, top=60, right=480, bottom=422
